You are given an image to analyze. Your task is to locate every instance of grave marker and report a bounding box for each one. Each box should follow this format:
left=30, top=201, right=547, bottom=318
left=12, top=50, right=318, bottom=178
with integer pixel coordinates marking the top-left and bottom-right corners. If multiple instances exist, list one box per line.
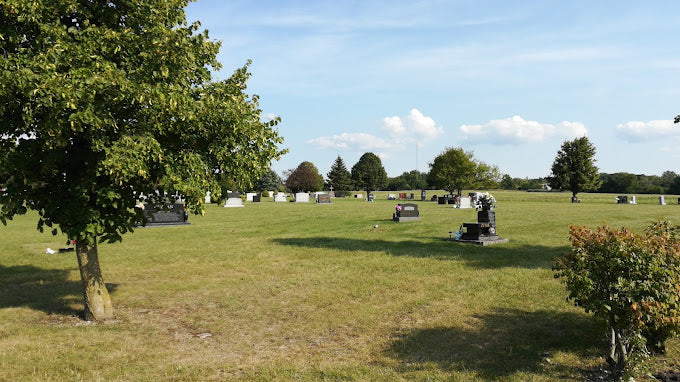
left=393, top=203, right=421, bottom=222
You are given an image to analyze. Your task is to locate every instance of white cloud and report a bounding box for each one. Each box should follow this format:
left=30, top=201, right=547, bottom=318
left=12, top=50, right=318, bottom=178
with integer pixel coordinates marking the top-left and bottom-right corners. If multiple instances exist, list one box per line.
left=459, top=115, right=587, bottom=145
left=407, top=109, right=444, bottom=141
left=616, top=120, right=677, bottom=142
left=309, top=108, right=443, bottom=152
left=307, top=132, right=393, bottom=151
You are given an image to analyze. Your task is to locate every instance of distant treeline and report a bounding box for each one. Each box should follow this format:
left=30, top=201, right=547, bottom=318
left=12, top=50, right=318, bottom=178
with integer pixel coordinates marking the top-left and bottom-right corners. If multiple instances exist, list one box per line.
left=497, top=172, right=680, bottom=194
left=384, top=170, right=680, bottom=194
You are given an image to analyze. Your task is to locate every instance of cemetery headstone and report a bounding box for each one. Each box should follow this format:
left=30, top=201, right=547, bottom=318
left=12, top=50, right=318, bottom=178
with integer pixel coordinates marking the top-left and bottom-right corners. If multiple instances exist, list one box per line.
left=368, top=194, right=375, bottom=202
left=399, top=192, right=406, bottom=200
left=659, top=195, right=666, bottom=205
left=268, top=191, right=274, bottom=197
left=141, top=202, right=189, bottom=226
left=253, top=194, right=261, bottom=203
left=431, top=195, right=438, bottom=202
left=355, top=193, right=363, bottom=199
left=246, top=192, right=257, bottom=202
left=317, top=194, right=331, bottom=204
left=274, top=193, right=287, bottom=202
left=387, top=193, right=397, bottom=200
left=616, top=195, right=628, bottom=204
left=224, top=193, right=244, bottom=207
left=454, top=193, right=508, bottom=245
left=629, top=195, right=637, bottom=204
left=438, top=196, right=446, bottom=205
left=295, top=192, right=310, bottom=203
left=392, top=203, right=421, bottom=222
left=457, top=196, right=472, bottom=209
left=421, top=190, right=426, bottom=201
left=204, top=191, right=211, bottom=204
left=410, top=193, right=415, bottom=200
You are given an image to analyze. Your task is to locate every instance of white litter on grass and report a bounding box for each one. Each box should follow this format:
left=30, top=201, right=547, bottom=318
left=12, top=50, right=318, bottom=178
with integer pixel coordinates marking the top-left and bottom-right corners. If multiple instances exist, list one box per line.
left=46, top=248, right=56, bottom=254
left=196, top=333, right=212, bottom=339
left=374, top=225, right=379, bottom=228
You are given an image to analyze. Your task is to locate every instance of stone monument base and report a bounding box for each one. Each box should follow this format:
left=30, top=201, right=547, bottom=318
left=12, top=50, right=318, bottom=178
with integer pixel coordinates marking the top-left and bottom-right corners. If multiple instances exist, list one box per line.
left=393, top=216, right=421, bottom=222
left=451, top=237, right=509, bottom=246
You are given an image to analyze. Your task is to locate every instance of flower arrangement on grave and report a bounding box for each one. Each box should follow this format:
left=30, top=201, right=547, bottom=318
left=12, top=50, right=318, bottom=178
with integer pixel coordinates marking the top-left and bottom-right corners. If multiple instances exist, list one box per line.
left=476, top=192, right=497, bottom=211
left=395, top=204, right=403, bottom=216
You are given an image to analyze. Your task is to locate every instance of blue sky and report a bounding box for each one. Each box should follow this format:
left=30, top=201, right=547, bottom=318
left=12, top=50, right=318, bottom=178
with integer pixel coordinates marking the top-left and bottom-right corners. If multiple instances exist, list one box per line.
left=186, top=1, right=680, bottom=179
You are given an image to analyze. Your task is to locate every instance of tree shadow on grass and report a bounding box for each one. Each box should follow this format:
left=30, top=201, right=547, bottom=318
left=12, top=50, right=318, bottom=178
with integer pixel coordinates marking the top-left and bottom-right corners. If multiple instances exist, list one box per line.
left=386, top=308, right=605, bottom=379
left=273, top=237, right=567, bottom=269
left=0, top=264, right=117, bottom=318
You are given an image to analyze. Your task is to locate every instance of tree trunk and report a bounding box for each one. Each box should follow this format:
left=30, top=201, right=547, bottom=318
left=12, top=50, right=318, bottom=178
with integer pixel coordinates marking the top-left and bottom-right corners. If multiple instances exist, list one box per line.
left=76, top=240, right=113, bottom=321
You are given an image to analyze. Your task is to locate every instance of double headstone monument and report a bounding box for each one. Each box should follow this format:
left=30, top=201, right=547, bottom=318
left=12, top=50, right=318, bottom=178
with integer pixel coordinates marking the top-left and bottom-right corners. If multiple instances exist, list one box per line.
left=224, top=192, right=244, bottom=208
left=393, top=203, right=421, bottom=222
left=141, top=202, right=189, bottom=226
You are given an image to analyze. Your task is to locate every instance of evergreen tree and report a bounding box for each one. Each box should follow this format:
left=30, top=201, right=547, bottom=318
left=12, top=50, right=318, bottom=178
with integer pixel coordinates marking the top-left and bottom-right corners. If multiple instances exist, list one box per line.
left=326, top=156, right=353, bottom=197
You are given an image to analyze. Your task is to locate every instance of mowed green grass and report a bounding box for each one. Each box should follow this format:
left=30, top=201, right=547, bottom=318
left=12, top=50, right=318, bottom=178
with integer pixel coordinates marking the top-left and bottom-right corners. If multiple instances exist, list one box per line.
left=1, top=190, right=680, bottom=381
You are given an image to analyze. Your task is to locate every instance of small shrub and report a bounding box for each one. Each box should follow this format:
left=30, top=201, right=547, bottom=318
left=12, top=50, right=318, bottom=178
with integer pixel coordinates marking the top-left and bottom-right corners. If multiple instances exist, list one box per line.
left=554, top=222, right=680, bottom=375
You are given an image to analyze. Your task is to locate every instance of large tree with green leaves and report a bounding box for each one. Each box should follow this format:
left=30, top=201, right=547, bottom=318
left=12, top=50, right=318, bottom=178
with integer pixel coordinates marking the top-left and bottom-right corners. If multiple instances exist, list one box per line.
left=284, top=161, right=324, bottom=193
left=326, top=156, right=353, bottom=197
left=427, top=147, right=499, bottom=196
left=351, top=152, right=387, bottom=196
left=0, top=0, right=285, bottom=321
left=547, top=137, right=600, bottom=198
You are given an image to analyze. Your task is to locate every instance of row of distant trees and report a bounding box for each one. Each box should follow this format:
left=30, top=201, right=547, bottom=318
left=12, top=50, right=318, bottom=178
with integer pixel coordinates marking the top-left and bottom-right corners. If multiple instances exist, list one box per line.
left=252, top=138, right=680, bottom=197
left=243, top=148, right=502, bottom=197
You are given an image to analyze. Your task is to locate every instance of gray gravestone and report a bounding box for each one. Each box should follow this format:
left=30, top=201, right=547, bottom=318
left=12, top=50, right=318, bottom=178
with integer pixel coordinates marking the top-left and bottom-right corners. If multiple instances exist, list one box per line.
left=317, top=194, right=331, bottom=204
left=393, top=203, right=421, bottom=222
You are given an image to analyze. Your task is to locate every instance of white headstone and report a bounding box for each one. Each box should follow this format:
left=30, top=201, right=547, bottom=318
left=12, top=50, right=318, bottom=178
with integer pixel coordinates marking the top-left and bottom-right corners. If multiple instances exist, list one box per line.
left=268, top=191, right=274, bottom=197
left=659, top=195, right=666, bottom=205
left=458, top=196, right=472, bottom=209
left=204, top=191, right=211, bottom=204
left=387, top=193, right=397, bottom=200
left=295, top=192, right=310, bottom=203
left=629, top=195, right=637, bottom=205
left=274, top=193, right=287, bottom=202
left=355, top=193, right=363, bottom=199
left=224, top=197, right=244, bottom=208
left=246, top=192, right=257, bottom=202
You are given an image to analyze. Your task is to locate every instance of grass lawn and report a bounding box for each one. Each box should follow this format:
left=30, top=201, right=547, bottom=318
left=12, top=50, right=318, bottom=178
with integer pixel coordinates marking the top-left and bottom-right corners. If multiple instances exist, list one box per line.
left=1, top=190, right=680, bottom=381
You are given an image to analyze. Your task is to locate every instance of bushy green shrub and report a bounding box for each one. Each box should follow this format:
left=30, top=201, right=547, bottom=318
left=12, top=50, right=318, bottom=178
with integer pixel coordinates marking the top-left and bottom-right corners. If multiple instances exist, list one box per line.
left=554, top=222, right=680, bottom=375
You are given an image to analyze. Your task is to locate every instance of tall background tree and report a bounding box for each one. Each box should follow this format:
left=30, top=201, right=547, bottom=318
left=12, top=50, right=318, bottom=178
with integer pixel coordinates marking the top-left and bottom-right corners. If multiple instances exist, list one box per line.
left=284, top=161, right=324, bottom=193
left=0, top=0, right=285, bottom=321
left=427, top=147, right=499, bottom=196
left=253, top=168, right=283, bottom=193
left=326, top=156, right=353, bottom=197
left=547, top=137, right=601, bottom=198
left=387, top=170, right=428, bottom=191
left=351, top=152, right=387, bottom=196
